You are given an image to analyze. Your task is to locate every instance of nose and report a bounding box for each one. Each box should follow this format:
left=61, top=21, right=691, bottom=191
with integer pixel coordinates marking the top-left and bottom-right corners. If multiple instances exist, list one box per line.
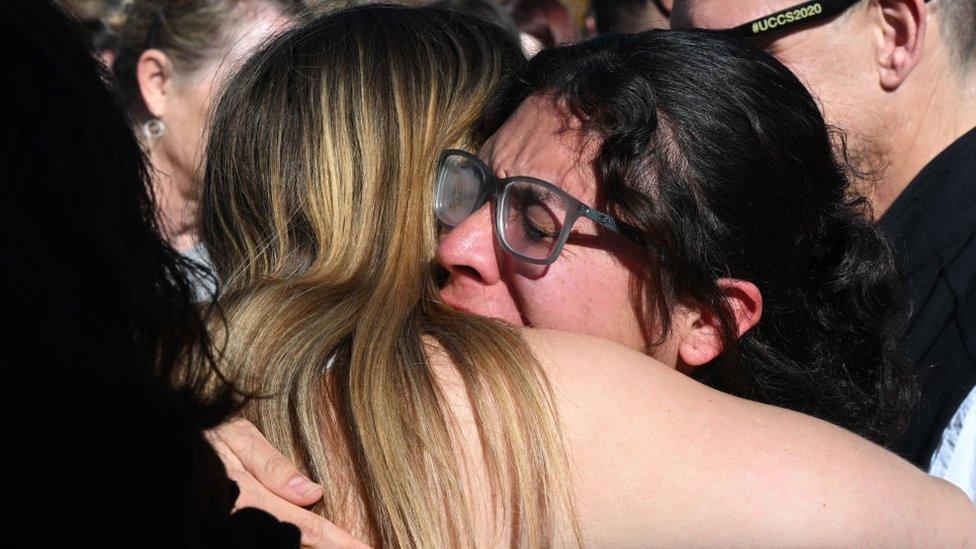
left=435, top=202, right=501, bottom=286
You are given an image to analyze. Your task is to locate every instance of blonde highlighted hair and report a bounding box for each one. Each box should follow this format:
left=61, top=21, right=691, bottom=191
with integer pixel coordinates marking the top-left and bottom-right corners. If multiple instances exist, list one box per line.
left=202, top=5, right=576, bottom=546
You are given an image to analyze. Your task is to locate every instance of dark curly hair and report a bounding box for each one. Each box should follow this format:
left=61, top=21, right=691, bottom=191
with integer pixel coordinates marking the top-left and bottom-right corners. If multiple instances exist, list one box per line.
left=509, top=30, right=918, bottom=446
left=1, top=1, right=296, bottom=545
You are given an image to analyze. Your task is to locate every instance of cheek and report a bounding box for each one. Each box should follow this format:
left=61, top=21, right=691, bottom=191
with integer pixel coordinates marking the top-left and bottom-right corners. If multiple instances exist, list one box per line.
left=509, top=250, right=648, bottom=351
left=164, top=80, right=212, bottom=166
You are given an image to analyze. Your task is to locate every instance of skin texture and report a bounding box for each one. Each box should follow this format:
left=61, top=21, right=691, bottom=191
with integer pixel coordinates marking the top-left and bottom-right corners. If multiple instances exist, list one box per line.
left=670, top=0, right=976, bottom=218
left=518, top=329, right=976, bottom=546
left=136, top=4, right=291, bottom=250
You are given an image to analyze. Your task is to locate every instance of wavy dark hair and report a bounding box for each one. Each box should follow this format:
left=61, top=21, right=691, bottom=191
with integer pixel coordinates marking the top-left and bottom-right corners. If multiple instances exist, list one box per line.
left=508, top=30, right=917, bottom=446
left=0, top=1, right=294, bottom=545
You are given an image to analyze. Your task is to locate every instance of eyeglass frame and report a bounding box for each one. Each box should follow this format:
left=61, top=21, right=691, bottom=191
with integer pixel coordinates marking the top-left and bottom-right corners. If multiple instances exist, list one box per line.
left=718, top=0, right=932, bottom=41
left=435, top=149, right=647, bottom=266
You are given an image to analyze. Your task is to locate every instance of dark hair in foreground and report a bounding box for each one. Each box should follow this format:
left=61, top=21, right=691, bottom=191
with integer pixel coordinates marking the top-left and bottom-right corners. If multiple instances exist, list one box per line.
left=0, top=1, right=295, bottom=545
left=513, top=30, right=917, bottom=445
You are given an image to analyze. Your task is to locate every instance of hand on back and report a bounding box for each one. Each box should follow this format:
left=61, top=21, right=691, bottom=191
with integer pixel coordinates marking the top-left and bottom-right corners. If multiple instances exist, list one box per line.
left=206, top=418, right=369, bottom=548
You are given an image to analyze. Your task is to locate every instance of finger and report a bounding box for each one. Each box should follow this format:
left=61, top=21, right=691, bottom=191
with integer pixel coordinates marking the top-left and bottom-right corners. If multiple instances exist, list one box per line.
left=212, top=417, right=324, bottom=506
left=231, top=474, right=368, bottom=549
left=205, top=427, right=244, bottom=470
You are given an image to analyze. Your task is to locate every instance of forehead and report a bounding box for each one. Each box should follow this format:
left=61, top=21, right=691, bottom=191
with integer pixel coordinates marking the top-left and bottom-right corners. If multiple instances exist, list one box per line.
left=671, top=0, right=797, bottom=29
left=480, top=95, right=601, bottom=199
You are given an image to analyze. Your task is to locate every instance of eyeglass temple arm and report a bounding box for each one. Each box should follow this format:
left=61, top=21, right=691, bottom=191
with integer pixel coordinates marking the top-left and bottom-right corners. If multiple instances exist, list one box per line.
left=580, top=206, right=653, bottom=252
left=724, top=0, right=860, bottom=39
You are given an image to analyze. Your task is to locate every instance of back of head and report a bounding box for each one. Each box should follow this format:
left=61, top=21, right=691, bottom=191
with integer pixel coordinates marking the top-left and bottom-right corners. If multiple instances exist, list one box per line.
left=936, top=0, right=976, bottom=79
left=204, top=4, right=522, bottom=290
left=0, top=0, right=249, bottom=544
left=514, top=30, right=916, bottom=445
left=109, top=0, right=303, bottom=121
left=203, top=4, right=574, bottom=545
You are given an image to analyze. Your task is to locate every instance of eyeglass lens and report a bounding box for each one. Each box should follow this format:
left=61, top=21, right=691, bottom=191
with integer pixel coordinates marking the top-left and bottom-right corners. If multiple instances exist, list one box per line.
left=435, top=153, right=571, bottom=263
left=434, top=154, right=485, bottom=227
left=499, top=180, right=567, bottom=262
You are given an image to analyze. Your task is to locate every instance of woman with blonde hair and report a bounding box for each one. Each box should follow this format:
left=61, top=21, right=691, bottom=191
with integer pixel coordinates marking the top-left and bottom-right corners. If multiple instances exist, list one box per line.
left=203, top=5, right=573, bottom=546
left=202, top=4, right=976, bottom=547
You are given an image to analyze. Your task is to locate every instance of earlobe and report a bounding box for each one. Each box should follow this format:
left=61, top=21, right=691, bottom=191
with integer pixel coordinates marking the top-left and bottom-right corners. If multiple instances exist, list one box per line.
left=676, top=312, right=723, bottom=368
left=875, top=0, right=926, bottom=90
left=717, top=278, right=762, bottom=338
left=676, top=278, right=763, bottom=369
left=136, top=49, right=173, bottom=118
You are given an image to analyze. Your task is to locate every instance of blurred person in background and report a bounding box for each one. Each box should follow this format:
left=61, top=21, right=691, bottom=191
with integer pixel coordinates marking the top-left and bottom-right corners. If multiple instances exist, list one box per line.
left=507, top=0, right=581, bottom=53
left=590, top=0, right=672, bottom=33
left=673, top=0, right=976, bottom=501
left=109, top=0, right=299, bottom=300
left=56, top=0, right=122, bottom=65
left=0, top=0, right=322, bottom=545
left=428, top=0, right=575, bottom=55
left=431, top=0, right=522, bottom=41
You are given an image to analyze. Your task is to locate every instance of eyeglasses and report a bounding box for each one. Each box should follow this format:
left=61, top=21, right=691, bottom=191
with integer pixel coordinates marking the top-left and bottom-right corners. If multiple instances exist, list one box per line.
left=719, top=0, right=931, bottom=40
left=434, top=149, right=645, bottom=265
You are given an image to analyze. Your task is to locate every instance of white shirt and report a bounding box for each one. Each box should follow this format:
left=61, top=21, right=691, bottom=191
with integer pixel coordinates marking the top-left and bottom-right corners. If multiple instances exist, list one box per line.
left=929, top=385, right=976, bottom=502
left=181, top=243, right=217, bottom=303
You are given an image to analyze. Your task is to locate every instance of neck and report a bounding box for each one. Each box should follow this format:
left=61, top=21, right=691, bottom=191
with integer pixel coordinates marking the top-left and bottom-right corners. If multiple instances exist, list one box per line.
left=868, top=68, right=976, bottom=219
left=149, top=148, right=199, bottom=252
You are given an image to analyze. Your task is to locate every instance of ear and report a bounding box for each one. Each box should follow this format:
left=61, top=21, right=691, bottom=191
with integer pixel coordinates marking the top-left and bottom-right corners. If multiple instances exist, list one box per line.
left=874, top=0, right=927, bottom=90
left=136, top=49, right=174, bottom=118
left=675, top=278, right=763, bottom=369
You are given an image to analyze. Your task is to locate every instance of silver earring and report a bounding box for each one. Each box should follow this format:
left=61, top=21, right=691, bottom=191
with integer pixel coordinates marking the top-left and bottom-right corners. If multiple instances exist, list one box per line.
left=141, top=117, right=166, bottom=144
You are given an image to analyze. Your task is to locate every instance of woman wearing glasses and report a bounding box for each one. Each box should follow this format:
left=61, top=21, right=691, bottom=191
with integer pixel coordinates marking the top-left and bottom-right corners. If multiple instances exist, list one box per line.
left=437, top=30, right=915, bottom=449
left=203, top=7, right=976, bottom=546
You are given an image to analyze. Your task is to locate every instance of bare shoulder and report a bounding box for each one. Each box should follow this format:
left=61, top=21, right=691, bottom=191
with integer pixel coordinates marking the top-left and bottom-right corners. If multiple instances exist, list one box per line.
left=519, top=327, right=737, bottom=434
left=518, top=327, right=684, bottom=393
left=519, top=328, right=976, bottom=546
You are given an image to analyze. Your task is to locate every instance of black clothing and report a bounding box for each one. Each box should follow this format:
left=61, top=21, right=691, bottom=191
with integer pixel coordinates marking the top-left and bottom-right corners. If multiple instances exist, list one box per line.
left=5, top=346, right=302, bottom=548
left=0, top=2, right=303, bottom=545
left=879, top=126, right=976, bottom=468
